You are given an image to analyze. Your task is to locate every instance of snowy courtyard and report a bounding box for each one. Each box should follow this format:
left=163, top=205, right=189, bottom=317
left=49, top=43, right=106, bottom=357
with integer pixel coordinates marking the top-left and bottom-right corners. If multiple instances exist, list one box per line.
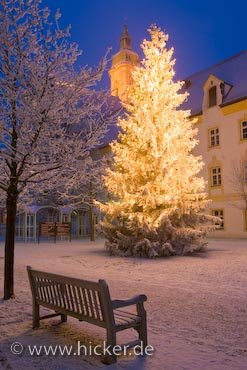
left=0, top=239, right=246, bottom=370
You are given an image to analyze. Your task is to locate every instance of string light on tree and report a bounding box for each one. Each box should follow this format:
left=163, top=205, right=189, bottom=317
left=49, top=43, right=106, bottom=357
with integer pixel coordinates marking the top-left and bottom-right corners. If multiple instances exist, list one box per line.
left=100, top=25, right=218, bottom=258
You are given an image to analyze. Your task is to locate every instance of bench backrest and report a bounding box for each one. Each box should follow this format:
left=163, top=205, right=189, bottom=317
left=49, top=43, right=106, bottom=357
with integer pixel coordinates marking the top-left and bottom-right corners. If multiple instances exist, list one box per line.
left=27, top=266, right=114, bottom=328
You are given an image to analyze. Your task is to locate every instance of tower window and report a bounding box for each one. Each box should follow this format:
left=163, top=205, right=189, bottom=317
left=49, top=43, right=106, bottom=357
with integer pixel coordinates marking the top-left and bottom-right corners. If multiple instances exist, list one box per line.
left=208, top=86, right=217, bottom=107
left=240, top=120, right=247, bottom=141
left=210, top=166, right=222, bottom=186
left=209, top=127, right=220, bottom=147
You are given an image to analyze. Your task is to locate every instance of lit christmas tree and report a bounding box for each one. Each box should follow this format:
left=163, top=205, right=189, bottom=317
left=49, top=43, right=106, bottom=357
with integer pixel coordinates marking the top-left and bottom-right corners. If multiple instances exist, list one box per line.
left=100, top=26, right=217, bottom=257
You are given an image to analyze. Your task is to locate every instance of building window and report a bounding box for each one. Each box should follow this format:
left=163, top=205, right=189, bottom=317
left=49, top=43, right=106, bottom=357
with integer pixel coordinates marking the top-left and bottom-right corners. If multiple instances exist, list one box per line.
left=244, top=210, right=247, bottom=231
left=212, top=209, right=224, bottom=229
left=211, top=166, right=222, bottom=186
left=0, top=210, right=4, bottom=224
left=209, top=127, right=220, bottom=147
left=240, top=120, right=247, bottom=141
left=243, top=160, right=247, bottom=183
left=26, top=214, right=34, bottom=238
left=208, top=86, right=217, bottom=107
left=62, top=214, right=69, bottom=222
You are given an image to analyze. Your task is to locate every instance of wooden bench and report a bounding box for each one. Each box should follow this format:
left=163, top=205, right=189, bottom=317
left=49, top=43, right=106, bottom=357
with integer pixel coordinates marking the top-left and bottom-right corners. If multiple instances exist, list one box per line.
left=27, top=266, right=147, bottom=364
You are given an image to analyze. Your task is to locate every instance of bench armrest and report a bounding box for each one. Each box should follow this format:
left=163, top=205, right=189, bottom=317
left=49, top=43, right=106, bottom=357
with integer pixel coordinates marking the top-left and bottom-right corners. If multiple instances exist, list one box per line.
left=111, top=294, right=147, bottom=309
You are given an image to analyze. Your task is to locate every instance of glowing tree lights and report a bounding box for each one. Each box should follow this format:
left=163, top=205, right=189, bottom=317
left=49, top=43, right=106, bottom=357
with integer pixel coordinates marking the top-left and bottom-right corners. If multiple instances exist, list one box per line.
left=100, top=26, right=217, bottom=258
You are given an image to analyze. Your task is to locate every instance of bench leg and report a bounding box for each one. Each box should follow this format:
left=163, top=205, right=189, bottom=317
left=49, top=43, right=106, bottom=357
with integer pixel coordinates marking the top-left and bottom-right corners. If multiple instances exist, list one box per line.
left=33, top=302, right=40, bottom=329
left=137, top=304, right=147, bottom=348
left=61, top=314, right=67, bottom=323
left=104, top=328, right=117, bottom=364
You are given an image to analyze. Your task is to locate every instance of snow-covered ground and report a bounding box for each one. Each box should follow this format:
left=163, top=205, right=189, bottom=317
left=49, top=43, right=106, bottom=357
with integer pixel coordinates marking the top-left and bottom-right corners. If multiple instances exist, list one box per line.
left=0, top=239, right=246, bottom=370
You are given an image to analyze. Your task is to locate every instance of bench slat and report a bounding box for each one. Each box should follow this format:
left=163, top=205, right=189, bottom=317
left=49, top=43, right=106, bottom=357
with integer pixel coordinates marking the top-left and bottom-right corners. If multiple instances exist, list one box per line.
left=91, top=290, right=101, bottom=321
left=77, top=287, right=86, bottom=316
left=38, top=277, right=46, bottom=301
left=55, top=284, right=62, bottom=307
left=72, top=285, right=80, bottom=314
left=87, top=289, right=95, bottom=319
left=81, top=288, right=90, bottom=317
left=45, top=281, right=53, bottom=305
left=59, top=283, right=67, bottom=309
left=66, top=284, right=74, bottom=311
left=49, top=284, right=57, bottom=306
left=44, top=279, right=52, bottom=303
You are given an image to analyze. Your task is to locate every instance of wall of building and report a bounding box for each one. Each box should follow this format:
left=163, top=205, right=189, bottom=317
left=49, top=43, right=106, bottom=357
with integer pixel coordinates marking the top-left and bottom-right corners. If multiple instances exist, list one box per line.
left=194, top=98, right=247, bottom=238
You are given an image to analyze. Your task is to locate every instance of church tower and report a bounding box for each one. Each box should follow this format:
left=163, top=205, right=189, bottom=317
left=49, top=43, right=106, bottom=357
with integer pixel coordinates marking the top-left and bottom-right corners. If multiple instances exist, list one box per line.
left=109, top=26, right=139, bottom=101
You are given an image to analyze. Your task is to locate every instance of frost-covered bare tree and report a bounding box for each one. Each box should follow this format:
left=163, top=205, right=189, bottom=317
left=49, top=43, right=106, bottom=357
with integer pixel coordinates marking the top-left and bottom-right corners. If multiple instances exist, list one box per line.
left=0, top=0, right=118, bottom=299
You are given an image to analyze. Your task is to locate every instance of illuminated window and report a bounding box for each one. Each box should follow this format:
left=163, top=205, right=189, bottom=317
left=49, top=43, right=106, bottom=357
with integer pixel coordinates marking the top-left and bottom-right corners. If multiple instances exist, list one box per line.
left=240, top=120, right=247, bottom=141
left=208, top=86, right=217, bottom=107
left=209, top=127, right=220, bottom=147
left=210, top=166, right=222, bottom=186
left=62, top=214, right=69, bottom=222
left=26, top=214, right=34, bottom=238
left=212, top=209, right=224, bottom=229
left=0, top=210, right=4, bottom=224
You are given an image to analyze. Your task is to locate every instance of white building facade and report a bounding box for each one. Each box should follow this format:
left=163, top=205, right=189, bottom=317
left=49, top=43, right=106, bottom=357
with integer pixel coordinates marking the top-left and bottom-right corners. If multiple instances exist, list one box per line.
left=186, top=53, right=247, bottom=238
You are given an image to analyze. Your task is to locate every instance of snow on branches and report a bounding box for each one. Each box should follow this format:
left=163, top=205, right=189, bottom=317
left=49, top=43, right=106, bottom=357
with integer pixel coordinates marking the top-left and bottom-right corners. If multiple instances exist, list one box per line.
left=100, top=26, right=218, bottom=258
left=0, top=0, right=118, bottom=204
left=0, top=0, right=119, bottom=299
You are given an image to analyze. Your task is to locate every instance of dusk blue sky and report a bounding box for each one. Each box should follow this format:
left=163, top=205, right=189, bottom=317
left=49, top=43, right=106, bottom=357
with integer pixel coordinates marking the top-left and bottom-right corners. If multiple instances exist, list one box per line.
left=44, top=0, right=247, bottom=88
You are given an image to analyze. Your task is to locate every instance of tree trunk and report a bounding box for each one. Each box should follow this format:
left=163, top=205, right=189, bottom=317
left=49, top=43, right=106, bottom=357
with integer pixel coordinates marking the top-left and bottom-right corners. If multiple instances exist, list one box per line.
left=4, top=190, right=18, bottom=300
left=89, top=206, right=95, bottom=242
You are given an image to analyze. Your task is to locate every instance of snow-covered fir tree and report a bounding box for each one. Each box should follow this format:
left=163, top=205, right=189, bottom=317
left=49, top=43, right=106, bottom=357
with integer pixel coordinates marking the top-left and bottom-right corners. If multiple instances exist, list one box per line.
left=100, top=26, right=217, bottom=258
